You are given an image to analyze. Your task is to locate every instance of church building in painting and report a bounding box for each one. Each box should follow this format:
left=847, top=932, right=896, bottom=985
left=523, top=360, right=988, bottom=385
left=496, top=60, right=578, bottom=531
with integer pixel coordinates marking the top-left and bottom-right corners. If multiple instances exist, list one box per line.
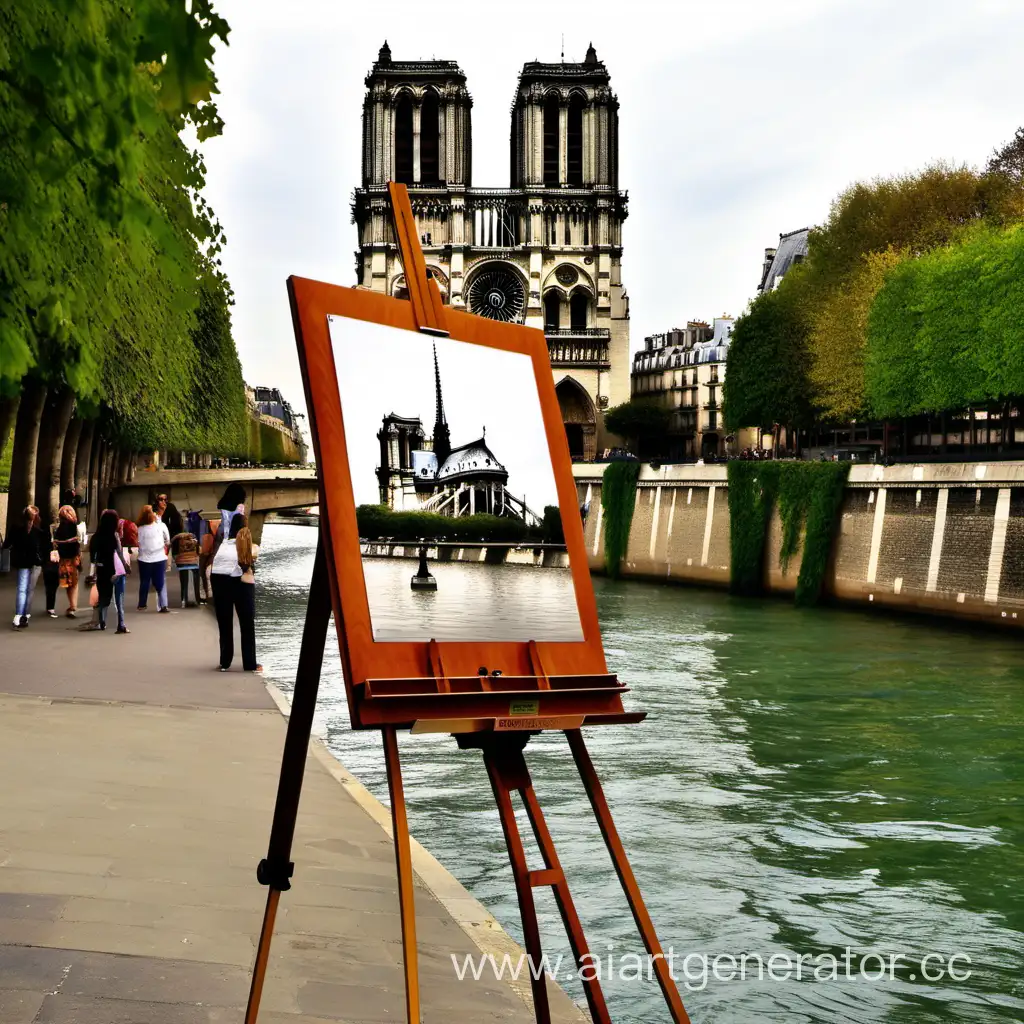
left=376, top=347, right=538, bottom=523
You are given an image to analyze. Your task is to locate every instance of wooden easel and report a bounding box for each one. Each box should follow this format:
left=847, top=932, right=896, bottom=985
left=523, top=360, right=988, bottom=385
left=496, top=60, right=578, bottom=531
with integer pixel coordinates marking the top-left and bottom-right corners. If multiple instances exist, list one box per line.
left=244, top=185, right=689, bottom=1024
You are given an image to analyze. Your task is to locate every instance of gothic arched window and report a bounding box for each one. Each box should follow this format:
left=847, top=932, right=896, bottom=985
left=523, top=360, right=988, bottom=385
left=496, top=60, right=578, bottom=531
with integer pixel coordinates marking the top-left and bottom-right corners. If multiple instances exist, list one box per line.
left=570, top=290, right=588, bottom=330
left=395, top=93, right=413, bottom=184
left=544, top=291, right=561, bottom=331
left=543, top=93, right=560, bottom=186
left=567, top=95, right=584, bottom=186
left=421, top=91, right=440, bottom=184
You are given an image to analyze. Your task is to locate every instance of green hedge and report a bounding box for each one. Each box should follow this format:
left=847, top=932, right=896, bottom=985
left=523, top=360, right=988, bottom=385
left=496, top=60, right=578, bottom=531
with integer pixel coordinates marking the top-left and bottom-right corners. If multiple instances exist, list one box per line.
left=600, top=460, right=641, bottom=579
left=865, top=226, right=1024, bottom=418
left=356, top=505, right=540, bottom=543
left=727, top=461, right=850, bottom=605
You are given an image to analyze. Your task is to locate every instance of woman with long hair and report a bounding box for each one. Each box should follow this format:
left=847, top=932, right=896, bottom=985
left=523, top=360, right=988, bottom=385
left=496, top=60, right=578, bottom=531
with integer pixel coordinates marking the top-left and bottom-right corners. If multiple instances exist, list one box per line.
left=53, top=504, right=83, bottom=617
left=3, top=505, right=46, bottom=628
left=210, top=513, right=261, bottom=671
left=84, top=509, right=131, bottom=632
left=136, top=504, right=171, bottom=612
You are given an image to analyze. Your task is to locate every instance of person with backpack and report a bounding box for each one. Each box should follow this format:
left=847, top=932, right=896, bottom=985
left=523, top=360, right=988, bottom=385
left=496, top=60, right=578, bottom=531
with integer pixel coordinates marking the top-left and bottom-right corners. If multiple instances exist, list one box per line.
left=171, top=526, right=201, bottom=607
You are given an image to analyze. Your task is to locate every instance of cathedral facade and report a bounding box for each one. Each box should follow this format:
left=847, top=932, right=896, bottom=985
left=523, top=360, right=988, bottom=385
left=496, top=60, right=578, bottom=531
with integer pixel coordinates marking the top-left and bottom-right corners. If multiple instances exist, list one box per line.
left=353, top=42, right=630, bottom=461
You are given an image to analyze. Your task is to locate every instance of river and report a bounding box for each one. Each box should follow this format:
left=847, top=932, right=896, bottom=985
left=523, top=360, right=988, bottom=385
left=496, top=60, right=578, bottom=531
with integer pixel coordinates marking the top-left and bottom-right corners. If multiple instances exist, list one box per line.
left=255, top=524, right=1024, bottom=1023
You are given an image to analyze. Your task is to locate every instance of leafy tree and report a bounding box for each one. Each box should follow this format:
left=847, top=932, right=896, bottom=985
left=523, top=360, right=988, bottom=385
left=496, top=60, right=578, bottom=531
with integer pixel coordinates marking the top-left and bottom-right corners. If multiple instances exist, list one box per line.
left=987, top=126, right=1024, bottom=187
left=865, top=226, right=1024, bottom=418
left=805, top=248, right=906, bottom=421
left=604, top=398, right=672, bottom=454
left=0, top=2, right=247, bottom=529
left=724, top=277, right=813, bottom=432
left=727, top=160, right=1024, bottom=430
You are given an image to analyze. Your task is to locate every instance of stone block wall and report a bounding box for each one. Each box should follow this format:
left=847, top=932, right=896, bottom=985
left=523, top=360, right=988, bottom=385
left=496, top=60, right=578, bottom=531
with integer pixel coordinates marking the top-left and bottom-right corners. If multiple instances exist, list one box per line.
left=574, top=462, right=1024, bottom=629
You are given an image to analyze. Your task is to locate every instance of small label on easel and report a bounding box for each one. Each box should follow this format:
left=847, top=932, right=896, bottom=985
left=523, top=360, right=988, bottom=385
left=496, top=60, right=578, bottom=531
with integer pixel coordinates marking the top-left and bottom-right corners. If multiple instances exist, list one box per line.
left=509, top=699, right=540, bottom=716
left=495, top=714, right=585, bottom=732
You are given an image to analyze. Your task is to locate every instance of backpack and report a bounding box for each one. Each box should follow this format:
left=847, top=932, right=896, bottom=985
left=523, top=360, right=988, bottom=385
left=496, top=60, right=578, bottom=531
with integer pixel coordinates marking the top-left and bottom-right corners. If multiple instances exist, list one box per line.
left=120, top=519, right=139, bottom=548
left=176, top=533, right=198, bottom=557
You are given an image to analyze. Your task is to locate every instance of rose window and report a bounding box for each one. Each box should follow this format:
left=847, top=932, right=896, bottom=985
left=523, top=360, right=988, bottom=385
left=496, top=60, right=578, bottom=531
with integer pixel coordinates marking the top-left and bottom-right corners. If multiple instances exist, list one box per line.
left=467, top=266, right=526, bottom=323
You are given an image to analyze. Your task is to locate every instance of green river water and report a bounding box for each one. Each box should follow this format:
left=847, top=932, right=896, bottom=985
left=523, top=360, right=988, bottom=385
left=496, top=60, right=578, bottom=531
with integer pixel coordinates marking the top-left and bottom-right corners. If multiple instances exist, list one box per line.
left=255, top=525, right=1023, bottom=1023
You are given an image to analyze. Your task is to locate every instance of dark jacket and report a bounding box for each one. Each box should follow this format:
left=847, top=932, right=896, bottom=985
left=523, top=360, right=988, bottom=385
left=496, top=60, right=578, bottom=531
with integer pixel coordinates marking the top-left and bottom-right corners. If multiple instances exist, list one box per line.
left=4, top=525, right=47, bottom=569
left=53, top=519, right=80, bottom=560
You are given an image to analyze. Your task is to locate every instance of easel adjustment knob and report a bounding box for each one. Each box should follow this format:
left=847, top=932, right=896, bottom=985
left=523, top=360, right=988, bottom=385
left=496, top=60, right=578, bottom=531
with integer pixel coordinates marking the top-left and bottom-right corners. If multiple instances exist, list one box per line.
left=257, top=858, right=295, bottom=891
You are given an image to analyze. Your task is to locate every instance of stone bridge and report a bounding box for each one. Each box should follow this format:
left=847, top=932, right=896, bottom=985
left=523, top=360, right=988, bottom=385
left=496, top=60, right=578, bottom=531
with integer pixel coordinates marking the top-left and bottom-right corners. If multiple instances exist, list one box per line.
left=111, top=468, right=318, bottom=542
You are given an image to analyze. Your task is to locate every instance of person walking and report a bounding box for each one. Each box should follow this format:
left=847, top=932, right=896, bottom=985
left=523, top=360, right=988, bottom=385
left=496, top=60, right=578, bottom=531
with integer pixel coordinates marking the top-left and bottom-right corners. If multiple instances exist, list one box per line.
left=210, top=513, right=261, bottom=672
left=170, top=525, right=201, bottom=607
left=42, top=513, right=61, bottom=618
left=54, top=504, right=83, bottom=617
left=4, top=505, right=46, bottom=628
left=136, top=505, right=171, bottom=612
left=83, top=509, right=131, bottom=632
left=153, top=495, right=171, bottom=608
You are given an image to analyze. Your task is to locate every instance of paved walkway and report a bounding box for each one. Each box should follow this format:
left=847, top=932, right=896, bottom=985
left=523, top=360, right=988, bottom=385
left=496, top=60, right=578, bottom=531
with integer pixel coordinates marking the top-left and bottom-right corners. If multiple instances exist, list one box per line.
left=0, top=575, right=583, bottom=1023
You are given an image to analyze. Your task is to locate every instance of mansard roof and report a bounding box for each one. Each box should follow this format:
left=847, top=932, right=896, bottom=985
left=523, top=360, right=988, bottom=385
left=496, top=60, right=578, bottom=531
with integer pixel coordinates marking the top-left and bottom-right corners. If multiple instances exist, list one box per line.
left=759, top=228, right=810, bottom=293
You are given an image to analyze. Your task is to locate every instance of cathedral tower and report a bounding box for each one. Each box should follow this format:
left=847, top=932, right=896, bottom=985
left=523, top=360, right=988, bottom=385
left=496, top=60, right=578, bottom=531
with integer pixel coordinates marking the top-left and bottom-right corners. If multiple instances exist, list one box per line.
left=353, top=44, right=629, bottom=459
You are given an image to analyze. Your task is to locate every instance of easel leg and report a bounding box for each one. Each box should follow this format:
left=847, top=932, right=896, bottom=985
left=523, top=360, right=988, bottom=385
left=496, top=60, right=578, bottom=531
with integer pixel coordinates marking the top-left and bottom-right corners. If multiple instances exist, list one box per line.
left=520, top=785, right=611, bottom=1024
left=565, top=729, right=691, bottom=1024
left=383, top=727, right=421, bottom=1023
left=482, top=742, right=552, bottom=1024
left=245, top=536, right=333, bottom=1024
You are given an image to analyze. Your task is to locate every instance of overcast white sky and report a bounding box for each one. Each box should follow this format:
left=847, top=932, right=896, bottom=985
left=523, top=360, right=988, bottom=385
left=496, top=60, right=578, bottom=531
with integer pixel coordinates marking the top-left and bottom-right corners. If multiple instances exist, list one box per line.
left=330, top=318, right=559, bottom=509
left=201, top=0, right=1024, bottom=425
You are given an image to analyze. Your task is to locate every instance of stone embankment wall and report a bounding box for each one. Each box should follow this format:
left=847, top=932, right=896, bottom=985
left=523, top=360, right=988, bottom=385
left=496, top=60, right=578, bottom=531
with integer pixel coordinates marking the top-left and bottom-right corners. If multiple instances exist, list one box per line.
left=573, top=462, right=1024, bottom=629
left=360, top=542, right=570, bottom=568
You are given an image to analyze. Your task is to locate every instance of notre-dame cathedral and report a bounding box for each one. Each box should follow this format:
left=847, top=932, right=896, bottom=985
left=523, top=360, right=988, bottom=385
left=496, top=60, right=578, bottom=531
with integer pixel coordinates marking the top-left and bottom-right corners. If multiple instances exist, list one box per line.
left=353, top=42, right=629, bottom=460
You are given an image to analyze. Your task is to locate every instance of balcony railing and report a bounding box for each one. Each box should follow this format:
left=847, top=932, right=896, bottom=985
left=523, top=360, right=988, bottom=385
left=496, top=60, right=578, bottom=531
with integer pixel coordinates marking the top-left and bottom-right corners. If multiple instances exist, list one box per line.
left=545, top=327, right=610, bottom=368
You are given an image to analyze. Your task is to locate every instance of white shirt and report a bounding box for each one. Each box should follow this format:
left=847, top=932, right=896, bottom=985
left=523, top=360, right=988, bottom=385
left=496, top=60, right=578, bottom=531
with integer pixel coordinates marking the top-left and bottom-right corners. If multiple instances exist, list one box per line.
left=137, top=522, right=170, bottom=563
left=211, top=537, right=260, bottom=578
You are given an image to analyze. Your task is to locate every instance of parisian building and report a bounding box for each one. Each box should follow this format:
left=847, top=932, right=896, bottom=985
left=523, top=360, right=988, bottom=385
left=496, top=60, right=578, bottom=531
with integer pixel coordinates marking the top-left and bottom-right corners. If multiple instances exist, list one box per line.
left=631, top=319, right=737, bottom=461
left=353, top=42, right=630, bottom=461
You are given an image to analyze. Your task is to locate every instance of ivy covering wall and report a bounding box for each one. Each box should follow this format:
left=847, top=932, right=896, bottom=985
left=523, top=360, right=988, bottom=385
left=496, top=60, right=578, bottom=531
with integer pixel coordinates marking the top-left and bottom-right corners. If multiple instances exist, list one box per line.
left=601, top=460, right=641, bottom=579
left=727, top=462, right=850, bottom=605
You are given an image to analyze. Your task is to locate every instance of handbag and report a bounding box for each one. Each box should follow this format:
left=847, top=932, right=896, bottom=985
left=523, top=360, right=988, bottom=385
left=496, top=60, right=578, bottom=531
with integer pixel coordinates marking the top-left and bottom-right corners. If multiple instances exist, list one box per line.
left=49, top=549, right=60, bottom=564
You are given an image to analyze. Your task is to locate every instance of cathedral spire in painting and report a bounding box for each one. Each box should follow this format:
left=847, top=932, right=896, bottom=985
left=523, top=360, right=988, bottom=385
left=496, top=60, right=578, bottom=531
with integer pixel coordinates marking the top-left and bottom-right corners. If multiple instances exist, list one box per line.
left=432, top=344, right=452, bottom=465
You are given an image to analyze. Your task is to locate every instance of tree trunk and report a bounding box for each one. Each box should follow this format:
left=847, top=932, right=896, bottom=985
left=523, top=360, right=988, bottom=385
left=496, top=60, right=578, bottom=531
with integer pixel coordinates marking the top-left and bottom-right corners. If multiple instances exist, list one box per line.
left=75, top=419, right=95, bottom=499
left=0, top=393, right=21, bottom=456
left=118, top=448, right=133, bottom=486
left=35, top=386, right=76, bottom=524
left=6, top=379, right=48, bottom=537
left=87, top=429, right=103, bottom=532
left=61, top=414, right=84, bottom=495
